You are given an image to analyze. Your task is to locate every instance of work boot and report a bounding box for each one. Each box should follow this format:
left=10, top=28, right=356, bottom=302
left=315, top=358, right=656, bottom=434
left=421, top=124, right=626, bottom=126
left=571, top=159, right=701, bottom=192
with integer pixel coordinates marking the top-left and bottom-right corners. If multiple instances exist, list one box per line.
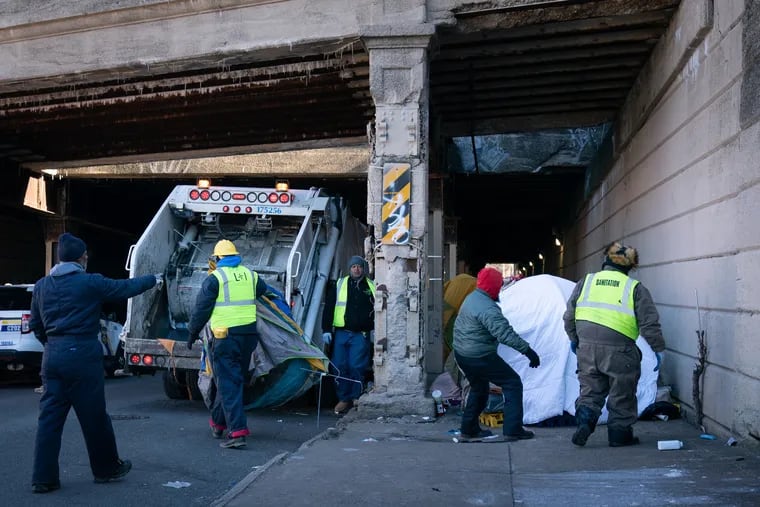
left=94, top=459, right=132, bottom=483
left=220, top=436, right=246, bottom=449
left=334, top=400, right=352, bottom=415
left=32, top=482, right=60, bottom=494
left=572, top=405, right=598, bottom=447
left=608, top=426, right=640, bottom=447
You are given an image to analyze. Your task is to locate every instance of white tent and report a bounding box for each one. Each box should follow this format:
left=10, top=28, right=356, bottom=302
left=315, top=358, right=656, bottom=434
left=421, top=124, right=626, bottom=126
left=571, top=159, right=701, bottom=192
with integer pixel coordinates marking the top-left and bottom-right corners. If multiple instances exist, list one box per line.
left=496, top=274, right=658, bottom=425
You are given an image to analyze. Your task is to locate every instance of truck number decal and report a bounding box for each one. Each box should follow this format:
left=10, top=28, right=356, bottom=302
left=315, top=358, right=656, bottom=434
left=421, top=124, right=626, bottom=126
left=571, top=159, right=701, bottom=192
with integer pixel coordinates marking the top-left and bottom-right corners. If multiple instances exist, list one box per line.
left=255, top=206, right=283, bottom=215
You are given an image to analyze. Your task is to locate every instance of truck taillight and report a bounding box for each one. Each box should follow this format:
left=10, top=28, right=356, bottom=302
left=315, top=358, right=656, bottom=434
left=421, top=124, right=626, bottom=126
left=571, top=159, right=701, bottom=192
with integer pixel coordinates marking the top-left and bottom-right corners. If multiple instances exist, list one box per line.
left=129, top=354, right=141, bottom=365
left=142, top=355, right=154, bottom=366
left=200, top=190, right=210, bottom=201
left=279, top=193, right=290, bottom=204
left=21, top=313, right=31, bottom=334
left=268, top=192, right=278, bottom=203
left=189, top=189, right=200, bottom=200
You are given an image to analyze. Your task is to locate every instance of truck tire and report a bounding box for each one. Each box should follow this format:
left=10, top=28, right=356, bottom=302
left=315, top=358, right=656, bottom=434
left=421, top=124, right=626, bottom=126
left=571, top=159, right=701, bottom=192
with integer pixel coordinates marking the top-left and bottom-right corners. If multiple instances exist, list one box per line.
left=185, top=370, right=203, bottom=401
left=163, top=369, right=189, bottom=400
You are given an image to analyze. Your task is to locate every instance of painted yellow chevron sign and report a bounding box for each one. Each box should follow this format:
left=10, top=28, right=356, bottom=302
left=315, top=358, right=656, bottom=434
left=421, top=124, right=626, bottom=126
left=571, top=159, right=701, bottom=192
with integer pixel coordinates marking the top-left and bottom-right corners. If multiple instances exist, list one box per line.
left=382, top=163, right=411, bottom=245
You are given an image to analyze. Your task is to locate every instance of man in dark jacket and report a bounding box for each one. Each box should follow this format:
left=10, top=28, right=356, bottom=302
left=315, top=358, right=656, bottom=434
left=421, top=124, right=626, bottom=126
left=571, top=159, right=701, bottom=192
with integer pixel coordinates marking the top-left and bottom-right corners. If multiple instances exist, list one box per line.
left=453, top=267, right=541, bottom=442
left=186, top=239, right=269, bottom=449
left=322, top=255, right=375, bottom=414
left=564, top=242, right=666, bottom=447
left=30, top=233, right=159, bottom=493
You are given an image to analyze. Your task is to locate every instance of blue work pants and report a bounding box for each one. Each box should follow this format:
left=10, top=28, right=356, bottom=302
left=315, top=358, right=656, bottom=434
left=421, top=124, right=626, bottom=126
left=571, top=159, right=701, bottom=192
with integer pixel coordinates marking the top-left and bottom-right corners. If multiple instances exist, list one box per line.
left=332, top=329, right=370, bottom=402
left=210, top=331, right=258, bottom=437
left=33, top=338, right=120, bottom=484
left=455, top=351, right=525, bottom=436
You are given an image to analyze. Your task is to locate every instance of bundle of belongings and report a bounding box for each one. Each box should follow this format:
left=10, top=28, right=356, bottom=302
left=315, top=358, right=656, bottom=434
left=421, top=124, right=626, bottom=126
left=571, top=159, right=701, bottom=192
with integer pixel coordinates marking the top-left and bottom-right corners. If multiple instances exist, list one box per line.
left=434, top=274, right=663, bottom=425
left=198, top=290, right=328, bottom=410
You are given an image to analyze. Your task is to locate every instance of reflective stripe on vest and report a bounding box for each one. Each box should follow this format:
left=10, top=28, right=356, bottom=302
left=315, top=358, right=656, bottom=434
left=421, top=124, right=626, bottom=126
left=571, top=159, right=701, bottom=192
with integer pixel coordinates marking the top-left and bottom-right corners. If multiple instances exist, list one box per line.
left=575, top=270, right=639, bottom=340
left=210, top=266, right=257, bottom=329
left=333, top=276, right=376, bottom=328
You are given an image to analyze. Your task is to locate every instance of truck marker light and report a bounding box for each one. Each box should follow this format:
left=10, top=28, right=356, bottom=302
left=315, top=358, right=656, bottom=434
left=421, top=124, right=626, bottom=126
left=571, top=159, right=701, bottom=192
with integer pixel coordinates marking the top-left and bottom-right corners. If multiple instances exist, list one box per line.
left=200, top=190, right=210, bottom=201
left=232, top=193, right=246, bottom=200
left=197, top=178, right=211, bottom=189
left=275, top=179, right=289, bottom=192
left=268, top=192, right=278, bottom=203
left=245, top=206, right=252, bottom=213
left=233, top=206, right=241, bottom=213
left=189, top=189, right=200, bottom=200
left=222, top=205, right=230, bottom=212
left=142, top=355, right=154, bottom=366
left=278, top=193, right=290, bottom=204
left=129, top=354, right=141, bottom=365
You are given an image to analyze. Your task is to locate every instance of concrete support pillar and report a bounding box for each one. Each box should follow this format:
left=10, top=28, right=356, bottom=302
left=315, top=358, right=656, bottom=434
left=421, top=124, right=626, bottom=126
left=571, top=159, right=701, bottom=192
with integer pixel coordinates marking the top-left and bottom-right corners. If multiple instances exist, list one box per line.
left=359, top=23, right=435, bottom=417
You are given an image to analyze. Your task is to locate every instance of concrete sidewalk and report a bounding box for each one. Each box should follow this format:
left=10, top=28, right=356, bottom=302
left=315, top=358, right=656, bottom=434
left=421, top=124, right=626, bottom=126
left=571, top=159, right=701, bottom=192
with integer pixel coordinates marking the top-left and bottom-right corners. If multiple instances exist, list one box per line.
left=215, top=411, right=759, bottom=507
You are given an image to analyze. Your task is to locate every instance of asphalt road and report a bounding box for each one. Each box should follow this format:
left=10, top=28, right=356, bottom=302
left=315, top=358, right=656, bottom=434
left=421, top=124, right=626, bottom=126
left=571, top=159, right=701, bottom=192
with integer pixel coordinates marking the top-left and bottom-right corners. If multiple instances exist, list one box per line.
left=1, top=372, right=332, bottom=506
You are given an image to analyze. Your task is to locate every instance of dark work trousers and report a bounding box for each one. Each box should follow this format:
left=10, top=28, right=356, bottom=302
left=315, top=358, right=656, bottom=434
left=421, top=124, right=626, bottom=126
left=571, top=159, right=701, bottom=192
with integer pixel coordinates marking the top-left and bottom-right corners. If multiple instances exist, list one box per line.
left=332, top=329, right=370, bottom=402
left=456, top=351, right=525, bottom=436
left=575, top=341, right=642, bottom=429
left=210, top=331, right=258, bottom=438
left=33, top=338, right=121, bottom=484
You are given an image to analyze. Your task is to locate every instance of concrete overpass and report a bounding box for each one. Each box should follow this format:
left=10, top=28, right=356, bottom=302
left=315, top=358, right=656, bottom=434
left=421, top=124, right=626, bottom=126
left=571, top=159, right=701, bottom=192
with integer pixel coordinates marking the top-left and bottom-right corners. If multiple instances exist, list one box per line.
left=1, top=0, right=759, bottom=444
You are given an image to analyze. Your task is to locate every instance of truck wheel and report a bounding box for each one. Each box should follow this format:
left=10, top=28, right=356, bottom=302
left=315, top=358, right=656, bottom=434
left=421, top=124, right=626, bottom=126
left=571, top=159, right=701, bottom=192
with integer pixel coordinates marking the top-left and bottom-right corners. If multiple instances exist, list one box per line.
left=163, top=369, right=189, bottom=400
left=185, top=370, right=203, bottom=401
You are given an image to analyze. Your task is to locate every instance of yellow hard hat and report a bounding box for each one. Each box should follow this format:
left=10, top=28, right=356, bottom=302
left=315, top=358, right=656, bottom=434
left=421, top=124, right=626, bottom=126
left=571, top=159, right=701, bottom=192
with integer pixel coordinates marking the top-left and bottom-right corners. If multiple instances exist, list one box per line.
left=213, top=239, right=239, bottom=257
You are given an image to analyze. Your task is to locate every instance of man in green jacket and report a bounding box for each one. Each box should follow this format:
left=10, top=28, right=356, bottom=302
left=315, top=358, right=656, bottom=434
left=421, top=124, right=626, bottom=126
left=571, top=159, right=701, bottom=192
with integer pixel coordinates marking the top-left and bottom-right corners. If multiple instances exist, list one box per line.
left=454, top=267, right=541, bottom=442
left=564, top=242, right=666, bottom=447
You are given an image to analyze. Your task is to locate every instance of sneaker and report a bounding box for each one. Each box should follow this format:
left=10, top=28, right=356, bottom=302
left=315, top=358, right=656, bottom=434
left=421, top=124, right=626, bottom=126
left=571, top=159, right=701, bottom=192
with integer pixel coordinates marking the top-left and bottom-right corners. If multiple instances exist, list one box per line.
left=211, top=428, right=224, bottom=439
left=505, top=429, right=534, bottom=440
left=219, top=436, right=246, bottom=449
left=32, top=482, right=60, bottom=494
left=94, top=459, right=132, bottom=483
left=459, top=428, right=494, bottom=440
left=334, top=400, right=352, bottom=414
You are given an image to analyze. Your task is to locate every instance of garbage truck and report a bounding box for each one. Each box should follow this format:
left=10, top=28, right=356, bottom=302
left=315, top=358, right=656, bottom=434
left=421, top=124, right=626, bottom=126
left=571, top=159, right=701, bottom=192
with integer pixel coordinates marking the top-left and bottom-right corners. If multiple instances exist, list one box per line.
left=120, top=181, right=366, bottom=405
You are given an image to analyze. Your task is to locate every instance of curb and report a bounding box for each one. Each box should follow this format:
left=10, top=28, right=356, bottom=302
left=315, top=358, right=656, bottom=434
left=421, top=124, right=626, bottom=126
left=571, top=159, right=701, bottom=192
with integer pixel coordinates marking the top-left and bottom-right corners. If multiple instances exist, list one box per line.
left=210, top=425, right=342, bottom=507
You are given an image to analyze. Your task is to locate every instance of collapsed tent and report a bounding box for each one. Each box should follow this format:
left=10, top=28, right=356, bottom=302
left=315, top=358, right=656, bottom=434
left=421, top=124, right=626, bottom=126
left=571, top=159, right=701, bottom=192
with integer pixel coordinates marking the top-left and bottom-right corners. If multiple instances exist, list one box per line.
left=198, top=295, right=328, bottom=410
left=496, top=274, right=658, bottom=425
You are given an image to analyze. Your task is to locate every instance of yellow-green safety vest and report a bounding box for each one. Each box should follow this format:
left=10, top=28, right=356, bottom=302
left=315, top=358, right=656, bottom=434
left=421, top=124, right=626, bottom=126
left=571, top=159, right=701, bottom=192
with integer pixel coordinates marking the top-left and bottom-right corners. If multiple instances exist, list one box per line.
left=210, top=265, right=258, bottom=331
left=333, top=276, right=376, bottom=328
left=575, top=270, right=639, bottom=340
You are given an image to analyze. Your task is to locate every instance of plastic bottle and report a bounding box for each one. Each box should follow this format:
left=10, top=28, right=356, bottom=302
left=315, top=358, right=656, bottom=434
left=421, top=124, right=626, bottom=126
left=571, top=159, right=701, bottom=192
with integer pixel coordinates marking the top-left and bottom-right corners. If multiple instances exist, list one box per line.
left=432, top=390, right=445, bottom=417
left=657, top=440, right=683, bottom=450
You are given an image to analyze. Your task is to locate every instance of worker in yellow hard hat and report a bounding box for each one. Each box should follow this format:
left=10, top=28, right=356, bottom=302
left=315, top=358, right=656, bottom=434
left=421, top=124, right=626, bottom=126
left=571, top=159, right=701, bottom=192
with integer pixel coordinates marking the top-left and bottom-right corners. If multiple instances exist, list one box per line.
left=187, top=239, right=270, bottom=449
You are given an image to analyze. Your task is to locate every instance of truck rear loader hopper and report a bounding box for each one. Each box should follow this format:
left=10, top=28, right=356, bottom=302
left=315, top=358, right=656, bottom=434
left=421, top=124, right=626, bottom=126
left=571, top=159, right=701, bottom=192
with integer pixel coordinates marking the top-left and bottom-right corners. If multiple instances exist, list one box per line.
left=121, top=183, right=365, bottom=405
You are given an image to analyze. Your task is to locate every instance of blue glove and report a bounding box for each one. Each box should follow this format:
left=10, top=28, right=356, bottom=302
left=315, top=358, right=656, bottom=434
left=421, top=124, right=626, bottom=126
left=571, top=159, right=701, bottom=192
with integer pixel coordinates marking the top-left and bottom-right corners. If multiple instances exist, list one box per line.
left=654, top=352, right=662, bottom=372
left=570, top=341, right=578, bottom=355
left=322, top=332, right=332, bottom=346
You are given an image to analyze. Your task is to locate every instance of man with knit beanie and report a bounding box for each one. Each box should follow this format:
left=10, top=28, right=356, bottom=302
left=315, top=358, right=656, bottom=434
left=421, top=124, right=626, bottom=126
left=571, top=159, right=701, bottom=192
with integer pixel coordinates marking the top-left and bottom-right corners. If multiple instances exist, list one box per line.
left=453, top=267, right=541, bottom=442
left=29, top=233, right=162, bottom=493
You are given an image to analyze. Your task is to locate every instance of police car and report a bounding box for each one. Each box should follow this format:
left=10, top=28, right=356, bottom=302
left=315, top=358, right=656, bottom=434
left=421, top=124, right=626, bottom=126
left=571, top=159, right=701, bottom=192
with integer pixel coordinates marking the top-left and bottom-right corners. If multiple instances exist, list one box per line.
left=0, top=283, right=42, bottom=379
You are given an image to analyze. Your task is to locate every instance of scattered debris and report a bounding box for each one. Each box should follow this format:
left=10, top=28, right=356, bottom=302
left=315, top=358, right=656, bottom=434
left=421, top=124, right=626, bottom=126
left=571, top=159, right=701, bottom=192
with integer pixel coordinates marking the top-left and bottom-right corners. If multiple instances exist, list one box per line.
left=163, top=481, right=191, bottom=488
left=699, top=434, right=717, bottom=440
left=726, top=437, right=738, bottom=447
left=362, top=437, right=378, bottom=442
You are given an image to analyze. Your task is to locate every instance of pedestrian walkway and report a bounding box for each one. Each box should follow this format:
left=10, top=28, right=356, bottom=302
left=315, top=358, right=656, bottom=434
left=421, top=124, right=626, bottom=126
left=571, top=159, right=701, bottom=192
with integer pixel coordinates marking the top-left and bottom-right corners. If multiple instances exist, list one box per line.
left=215, top=411, right=760, bottom=506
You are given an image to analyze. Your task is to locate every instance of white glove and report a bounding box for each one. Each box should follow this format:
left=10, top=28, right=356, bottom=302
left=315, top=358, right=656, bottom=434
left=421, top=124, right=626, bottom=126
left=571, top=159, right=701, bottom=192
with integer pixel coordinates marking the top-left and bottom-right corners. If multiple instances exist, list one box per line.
left=154, top=273, right=164, bottom=291
left=322, top=332, right=332, bottom=346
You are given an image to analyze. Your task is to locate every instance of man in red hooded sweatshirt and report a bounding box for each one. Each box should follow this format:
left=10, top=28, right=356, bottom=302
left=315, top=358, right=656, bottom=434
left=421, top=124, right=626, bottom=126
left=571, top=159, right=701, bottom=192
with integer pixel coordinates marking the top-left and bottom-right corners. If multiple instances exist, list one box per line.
left=453, top=267, right=541, bottom=442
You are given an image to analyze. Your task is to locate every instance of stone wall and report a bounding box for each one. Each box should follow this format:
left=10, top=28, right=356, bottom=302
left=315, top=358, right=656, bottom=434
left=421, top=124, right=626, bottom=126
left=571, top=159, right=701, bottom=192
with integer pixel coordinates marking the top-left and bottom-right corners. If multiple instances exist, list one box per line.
left=565, top=0, right=760, bottom=442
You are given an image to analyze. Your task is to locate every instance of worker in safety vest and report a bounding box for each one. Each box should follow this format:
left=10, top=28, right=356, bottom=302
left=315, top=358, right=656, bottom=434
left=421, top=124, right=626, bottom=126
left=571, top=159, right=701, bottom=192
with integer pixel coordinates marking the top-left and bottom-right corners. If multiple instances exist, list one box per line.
left=187, top=239, right=269, bottom=449
left=322, top=255, right=375, bottom=415
left=563, top=242, right=666, bottom=448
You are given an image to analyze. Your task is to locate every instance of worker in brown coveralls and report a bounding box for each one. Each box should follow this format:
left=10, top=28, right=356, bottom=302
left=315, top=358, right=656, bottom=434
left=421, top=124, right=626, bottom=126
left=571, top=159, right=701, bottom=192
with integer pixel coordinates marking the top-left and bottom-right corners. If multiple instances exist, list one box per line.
left=563, top=242, right=666, bottom=447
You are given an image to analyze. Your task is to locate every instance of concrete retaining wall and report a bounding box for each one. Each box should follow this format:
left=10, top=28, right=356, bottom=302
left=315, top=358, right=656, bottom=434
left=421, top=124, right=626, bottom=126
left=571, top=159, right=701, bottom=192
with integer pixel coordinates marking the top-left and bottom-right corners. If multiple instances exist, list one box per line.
left=566, top=0, right=760, bottom=442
